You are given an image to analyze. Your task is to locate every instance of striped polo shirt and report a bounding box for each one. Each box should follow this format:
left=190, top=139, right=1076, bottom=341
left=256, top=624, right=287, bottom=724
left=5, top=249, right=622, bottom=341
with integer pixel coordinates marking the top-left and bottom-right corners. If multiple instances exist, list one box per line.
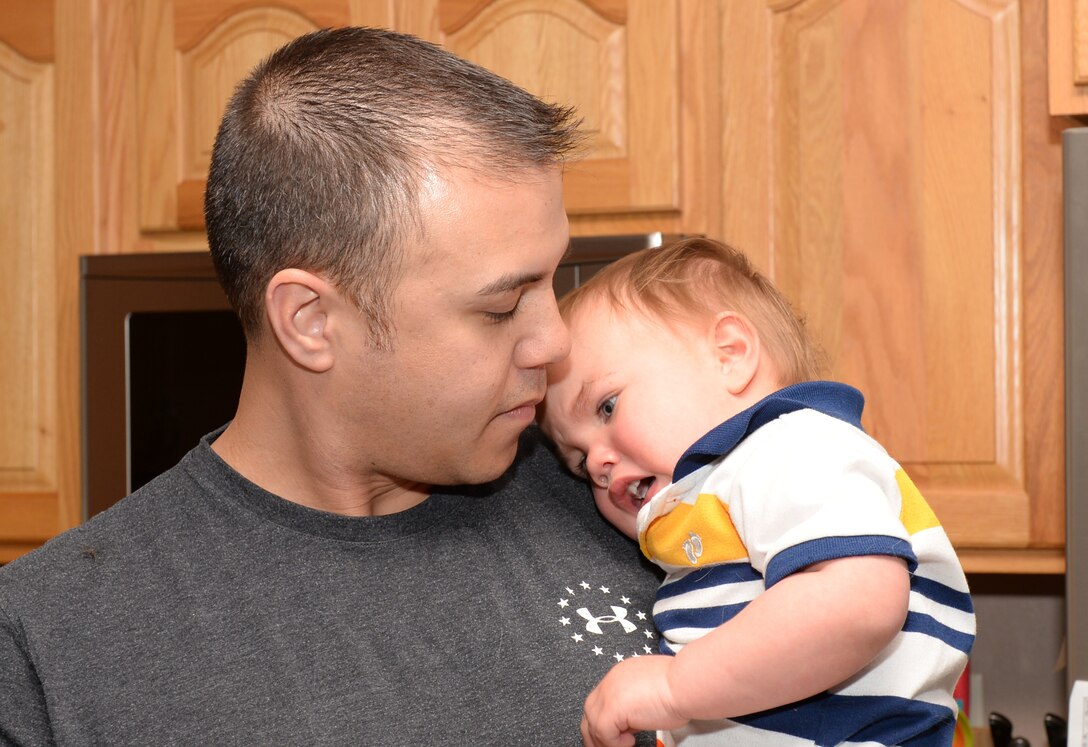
left=636, top=381, right=975, bottom=746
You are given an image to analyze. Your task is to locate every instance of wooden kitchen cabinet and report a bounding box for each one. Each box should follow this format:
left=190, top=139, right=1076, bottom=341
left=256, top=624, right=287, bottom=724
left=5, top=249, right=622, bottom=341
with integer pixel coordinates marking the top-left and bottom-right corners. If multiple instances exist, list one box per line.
left=133, top=0, right=680, bottom=233
left=711, top=0, right=1067, bottom=572
left=1048, top=0, right=1088, bottom=114
left=0, top=0, right=1070, bottom=572
left=0, top=2, right=73, bottom=561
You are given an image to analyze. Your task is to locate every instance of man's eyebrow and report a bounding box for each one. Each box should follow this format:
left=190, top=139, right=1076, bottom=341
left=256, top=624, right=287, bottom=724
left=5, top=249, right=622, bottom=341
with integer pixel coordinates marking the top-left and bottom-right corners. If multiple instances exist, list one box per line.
left=476, top=241, right=572, bottom=296
left=476, top=271, right=545, bottom=296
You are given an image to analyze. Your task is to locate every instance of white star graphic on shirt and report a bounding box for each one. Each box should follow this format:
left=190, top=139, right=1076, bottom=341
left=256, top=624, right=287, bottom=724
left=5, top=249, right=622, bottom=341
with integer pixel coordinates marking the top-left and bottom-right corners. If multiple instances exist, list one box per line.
left=556, top=579, right=654, bottom=662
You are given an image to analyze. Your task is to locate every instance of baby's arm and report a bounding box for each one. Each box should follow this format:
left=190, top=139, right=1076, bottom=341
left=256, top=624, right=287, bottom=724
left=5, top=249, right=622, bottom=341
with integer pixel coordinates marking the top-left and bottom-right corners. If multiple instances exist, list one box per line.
left=580, top=554, right=910, bottom=747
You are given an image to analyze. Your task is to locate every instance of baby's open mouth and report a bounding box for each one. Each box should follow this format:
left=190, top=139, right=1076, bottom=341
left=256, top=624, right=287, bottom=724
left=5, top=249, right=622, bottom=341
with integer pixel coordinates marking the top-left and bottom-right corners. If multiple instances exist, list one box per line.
left=626, top=477, right=654, bottom=508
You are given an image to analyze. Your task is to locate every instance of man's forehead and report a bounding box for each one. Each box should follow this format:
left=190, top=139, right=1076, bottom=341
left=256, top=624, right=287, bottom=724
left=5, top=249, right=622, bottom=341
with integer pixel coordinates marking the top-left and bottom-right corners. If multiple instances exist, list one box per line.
left=410, top=180, right=566, bottom=254
left=400, top=162, right=569, bottom=292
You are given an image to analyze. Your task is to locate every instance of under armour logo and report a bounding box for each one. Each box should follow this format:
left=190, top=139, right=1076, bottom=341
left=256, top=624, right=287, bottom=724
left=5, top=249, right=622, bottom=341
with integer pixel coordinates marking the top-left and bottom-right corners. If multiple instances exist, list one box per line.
left=576, top=606, right=638, bottom=635
left=683, top=532, right=703, bottom=565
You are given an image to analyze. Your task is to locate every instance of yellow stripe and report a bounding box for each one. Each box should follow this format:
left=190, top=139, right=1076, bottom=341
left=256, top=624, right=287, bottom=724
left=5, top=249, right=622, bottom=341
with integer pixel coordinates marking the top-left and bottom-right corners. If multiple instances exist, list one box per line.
left=896, top=469, right=941, bottom=534
left=640, top=493, right=748, bottom=566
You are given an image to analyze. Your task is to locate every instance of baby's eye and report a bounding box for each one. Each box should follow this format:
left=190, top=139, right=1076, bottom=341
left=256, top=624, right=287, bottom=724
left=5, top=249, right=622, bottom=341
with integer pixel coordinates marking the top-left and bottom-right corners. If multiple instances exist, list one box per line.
left=597, top=395, right=617, bottom=421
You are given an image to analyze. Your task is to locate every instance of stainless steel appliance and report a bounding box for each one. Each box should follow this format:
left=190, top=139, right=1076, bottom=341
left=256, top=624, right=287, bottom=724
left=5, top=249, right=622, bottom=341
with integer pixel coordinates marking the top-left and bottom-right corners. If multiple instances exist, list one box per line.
left=1065, top=128, right=1088, bottom=690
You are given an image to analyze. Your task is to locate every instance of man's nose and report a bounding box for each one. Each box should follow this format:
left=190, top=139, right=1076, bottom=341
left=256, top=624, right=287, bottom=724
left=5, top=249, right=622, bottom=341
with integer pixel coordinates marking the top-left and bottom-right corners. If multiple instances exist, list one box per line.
left=517, top=293, right=571, bottom=369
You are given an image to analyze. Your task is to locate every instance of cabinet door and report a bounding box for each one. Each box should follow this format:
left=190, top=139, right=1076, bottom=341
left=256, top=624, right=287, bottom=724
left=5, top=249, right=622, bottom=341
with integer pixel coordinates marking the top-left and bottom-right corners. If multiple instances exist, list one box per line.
left=721, top=0, right=1063, bottom=556
left=386, top=0, right=681, bottom=216
left=136, top=0, right=367, bottom=232
left=0, top=2, right=63, bottom=561
left=1048, top=0, right=1088, bottom=114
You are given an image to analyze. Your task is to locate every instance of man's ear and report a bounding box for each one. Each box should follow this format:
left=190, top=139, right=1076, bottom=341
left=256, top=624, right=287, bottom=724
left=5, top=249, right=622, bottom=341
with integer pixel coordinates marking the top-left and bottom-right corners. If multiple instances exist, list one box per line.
left=712, top=312, right=761, bottom=395
left=265, top=268, right=336, bottom=373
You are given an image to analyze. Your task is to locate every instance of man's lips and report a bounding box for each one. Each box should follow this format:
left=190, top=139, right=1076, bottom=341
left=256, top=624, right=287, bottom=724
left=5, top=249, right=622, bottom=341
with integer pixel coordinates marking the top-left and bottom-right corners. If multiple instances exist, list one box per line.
left=499, top=395, right=545, bottom=419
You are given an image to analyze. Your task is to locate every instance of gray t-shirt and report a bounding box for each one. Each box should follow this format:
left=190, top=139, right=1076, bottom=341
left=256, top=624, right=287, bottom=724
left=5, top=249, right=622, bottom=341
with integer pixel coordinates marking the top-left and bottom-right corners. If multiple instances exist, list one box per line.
left=0, top=427, right=661, bottom=745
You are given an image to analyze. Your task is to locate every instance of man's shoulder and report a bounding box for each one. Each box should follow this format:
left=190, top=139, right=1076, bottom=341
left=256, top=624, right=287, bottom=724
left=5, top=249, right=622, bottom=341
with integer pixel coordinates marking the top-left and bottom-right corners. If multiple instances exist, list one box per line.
left=0, top=457, right=203, bottom=605
left=0, top=516, right=122, bottom=630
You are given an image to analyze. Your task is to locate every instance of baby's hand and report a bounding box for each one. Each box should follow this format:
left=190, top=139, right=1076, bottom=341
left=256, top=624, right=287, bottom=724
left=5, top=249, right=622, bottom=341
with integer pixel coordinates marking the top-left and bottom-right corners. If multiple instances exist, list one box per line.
left=581, top=654, right=688, bottom=747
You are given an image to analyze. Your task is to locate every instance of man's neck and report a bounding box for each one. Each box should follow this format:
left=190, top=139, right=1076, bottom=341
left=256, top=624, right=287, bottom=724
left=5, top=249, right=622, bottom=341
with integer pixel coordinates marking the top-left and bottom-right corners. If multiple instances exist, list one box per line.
left=211, top=366, right=431, bottom=517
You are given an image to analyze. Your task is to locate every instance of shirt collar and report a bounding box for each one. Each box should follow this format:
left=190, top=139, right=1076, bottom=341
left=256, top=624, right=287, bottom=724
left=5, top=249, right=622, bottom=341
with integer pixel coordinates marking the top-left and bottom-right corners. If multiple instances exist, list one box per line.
left=672, top=381, right=866, bottom=482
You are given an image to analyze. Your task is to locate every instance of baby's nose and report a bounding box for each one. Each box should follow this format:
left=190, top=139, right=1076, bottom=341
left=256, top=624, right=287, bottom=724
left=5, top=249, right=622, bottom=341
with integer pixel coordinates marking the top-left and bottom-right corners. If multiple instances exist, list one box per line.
left=586, top=446, right=616, bottom=488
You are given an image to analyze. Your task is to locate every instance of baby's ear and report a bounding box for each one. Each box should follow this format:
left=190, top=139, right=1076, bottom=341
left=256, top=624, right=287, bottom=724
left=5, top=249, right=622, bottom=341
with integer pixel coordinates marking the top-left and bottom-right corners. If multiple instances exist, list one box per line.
left=265, top=268, right=336, bottom=373
left=712, top=312, right=761, bottom=395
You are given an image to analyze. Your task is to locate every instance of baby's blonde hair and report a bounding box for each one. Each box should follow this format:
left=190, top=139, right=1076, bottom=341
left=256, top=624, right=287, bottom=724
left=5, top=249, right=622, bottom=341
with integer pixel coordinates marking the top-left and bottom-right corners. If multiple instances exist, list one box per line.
left=559, top=237, right=824, bottom=385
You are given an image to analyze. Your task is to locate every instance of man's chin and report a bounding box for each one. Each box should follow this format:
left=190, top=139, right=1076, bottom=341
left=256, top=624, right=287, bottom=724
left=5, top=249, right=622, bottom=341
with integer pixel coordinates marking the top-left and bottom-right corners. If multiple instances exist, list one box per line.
left=439, top=437, right=521, bottom=487
left=471, top=450, right=520, bottom=484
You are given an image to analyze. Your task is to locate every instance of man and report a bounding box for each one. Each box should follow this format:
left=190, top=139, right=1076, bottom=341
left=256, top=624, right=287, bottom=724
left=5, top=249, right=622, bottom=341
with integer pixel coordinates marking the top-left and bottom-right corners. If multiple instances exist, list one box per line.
left=0, top=27, right=659, bottom=744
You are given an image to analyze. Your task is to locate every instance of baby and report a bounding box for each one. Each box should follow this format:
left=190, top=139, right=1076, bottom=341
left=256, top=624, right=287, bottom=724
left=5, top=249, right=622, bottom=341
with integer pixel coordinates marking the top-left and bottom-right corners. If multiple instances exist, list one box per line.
left=540, top=237, right=975, bottom=747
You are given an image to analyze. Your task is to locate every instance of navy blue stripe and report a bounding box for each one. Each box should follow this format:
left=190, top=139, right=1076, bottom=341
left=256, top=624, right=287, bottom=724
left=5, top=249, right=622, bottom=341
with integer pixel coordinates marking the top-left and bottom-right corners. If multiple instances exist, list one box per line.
left=765, top=536, right=918, bottom=587
left=673, top=381, right=865, bottom=481
left=656, top=563, right=763, bottom=601
left=734, top=691, right=955, bottom=746
left=902, top=611, right=975, bottom=655
left=910, top=574, right=974, bottom=613
left=654, top=601, right=750, bottom=633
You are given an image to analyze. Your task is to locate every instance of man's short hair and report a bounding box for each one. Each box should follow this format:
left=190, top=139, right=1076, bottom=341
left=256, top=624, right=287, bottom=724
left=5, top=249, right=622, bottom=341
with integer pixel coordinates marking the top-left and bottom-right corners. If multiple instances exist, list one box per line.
left=559, top=237, right=826, bottom=385
left=204, top=26, right=582, bottom=346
